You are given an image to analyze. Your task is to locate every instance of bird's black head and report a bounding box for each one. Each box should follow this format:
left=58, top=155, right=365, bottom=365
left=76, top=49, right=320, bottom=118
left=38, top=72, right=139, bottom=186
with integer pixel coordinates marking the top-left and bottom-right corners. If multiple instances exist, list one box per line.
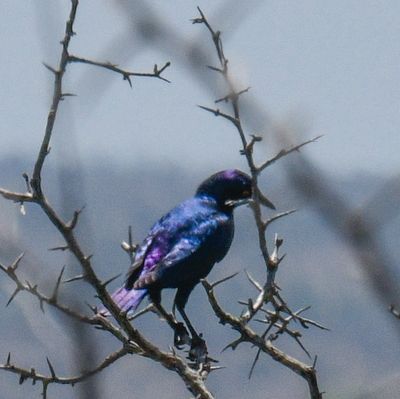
left=196, top=169, right=253, bottom=209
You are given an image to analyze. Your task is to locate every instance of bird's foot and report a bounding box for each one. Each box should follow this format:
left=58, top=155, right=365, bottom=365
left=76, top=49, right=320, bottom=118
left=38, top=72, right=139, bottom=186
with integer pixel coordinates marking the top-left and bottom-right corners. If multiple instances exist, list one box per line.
left=188, top=333, right=208, bottom=364
left=174, top=322, right=191, bottom=349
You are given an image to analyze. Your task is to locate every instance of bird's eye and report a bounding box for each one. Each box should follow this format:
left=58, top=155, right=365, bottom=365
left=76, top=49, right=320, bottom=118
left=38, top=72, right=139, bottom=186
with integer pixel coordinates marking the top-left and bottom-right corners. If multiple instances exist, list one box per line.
left=242, top=189, right=251, bottom=197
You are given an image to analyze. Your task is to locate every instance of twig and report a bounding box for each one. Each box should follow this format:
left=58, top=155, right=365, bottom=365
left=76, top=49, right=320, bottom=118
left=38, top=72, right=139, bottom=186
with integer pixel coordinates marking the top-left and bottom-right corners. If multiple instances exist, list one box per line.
left=257, top=135, right=322, bottom=173
left=68, top=55, right=171, bottom=86
left=0, top=346, right=130, bottom=393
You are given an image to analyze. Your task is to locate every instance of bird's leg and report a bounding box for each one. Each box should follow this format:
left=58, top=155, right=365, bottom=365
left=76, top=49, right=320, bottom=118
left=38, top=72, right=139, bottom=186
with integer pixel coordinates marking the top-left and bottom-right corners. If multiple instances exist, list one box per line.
left=174, top=286, right=208, bottom=364
left=149, top=290, right=190, bottom=348
left=177, top=305, right=208, bottom=364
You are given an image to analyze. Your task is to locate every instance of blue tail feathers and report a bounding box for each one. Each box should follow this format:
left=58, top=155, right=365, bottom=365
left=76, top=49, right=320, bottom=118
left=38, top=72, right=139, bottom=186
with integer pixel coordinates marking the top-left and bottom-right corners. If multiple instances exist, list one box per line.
left=100, top=287, right=147, bottom=316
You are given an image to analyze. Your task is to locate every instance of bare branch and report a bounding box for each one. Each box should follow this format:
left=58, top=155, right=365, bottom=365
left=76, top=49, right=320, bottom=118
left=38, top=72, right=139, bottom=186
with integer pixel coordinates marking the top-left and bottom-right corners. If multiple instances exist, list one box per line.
left=197, top=105, right=239, bottom=126
left=0, top=346, right=130, bottom=388
left=68, top=55, right=171, bottom=86
left=0, top=188, right=33, bottom=203
left=258, top=135, right=323, bottom=173
left=263, top=209, right=297, bottom=230
left=30, top=0, right=79, bottom=198
left=196, top=9, right=323, bottom=398
left=202, top=280, right=322, bottom=398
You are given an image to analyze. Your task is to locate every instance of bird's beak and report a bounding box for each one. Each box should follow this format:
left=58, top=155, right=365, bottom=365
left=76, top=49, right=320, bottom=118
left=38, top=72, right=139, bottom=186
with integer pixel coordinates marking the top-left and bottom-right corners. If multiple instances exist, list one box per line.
left=225, top=198, right=250, bottom=208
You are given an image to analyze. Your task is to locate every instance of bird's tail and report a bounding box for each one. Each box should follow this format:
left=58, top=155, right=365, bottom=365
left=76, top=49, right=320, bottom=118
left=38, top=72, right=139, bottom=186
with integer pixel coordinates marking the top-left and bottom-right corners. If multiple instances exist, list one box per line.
left=99, top=287, right=147, bottom=316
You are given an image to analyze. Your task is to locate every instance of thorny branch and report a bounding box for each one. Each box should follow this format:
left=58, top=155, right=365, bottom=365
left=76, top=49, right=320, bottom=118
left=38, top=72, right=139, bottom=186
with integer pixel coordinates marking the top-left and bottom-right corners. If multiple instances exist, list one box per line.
left=0, top=2, right=211, bottom=399
left=0, top=346, right=131, bottom=399
left=68, top=55, right=171, bottom=87
left=195, top=7, right=323, bottom=399
left=201, top=277, right=322, bottom=399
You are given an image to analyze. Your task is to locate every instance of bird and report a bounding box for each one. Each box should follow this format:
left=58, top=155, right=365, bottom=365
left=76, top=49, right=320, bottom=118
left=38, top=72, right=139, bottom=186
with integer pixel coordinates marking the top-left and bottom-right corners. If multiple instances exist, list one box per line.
left=104, top=169, right=274, bottom=353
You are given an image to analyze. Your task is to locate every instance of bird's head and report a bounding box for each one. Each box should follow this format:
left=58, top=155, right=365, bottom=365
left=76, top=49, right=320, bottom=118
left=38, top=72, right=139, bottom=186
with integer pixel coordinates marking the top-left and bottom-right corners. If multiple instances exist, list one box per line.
left=196, top=169, right=254, bottom=210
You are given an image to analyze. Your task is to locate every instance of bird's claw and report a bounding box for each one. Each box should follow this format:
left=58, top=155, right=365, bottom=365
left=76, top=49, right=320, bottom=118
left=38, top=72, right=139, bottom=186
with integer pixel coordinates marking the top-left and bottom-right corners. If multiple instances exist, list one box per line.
left=188, top=333, right=208, bottom=364
left=174, top=322, right=191, bottom=348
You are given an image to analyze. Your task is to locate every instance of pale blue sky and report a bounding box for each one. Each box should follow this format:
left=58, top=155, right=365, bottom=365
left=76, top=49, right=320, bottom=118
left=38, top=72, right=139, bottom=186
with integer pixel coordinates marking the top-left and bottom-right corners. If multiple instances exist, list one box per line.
left=1, top=0, right=399, bottom=178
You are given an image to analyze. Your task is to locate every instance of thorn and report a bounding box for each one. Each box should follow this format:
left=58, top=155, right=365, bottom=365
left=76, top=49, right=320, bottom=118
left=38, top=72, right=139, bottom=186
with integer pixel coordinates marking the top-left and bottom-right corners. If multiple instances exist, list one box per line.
left=241, top=134, right=262, bottom=155
left=254, top=318, right=269, bottom=324
left=63, top=274, right=86, bottom=284
left=39, top=298, right=45, bottom=313
left=312, top=355, right=318, bottom=369
left=22, top=173, right=31, bottom=193
left=67, top=206, right=85, bottom=230
left=48, top=245, right=69, bottom=252
left=42, top=62, right=58, bottom=74
left=50, top=266, right=66, bottom=302
left=215, top=87, right=250, bottom=104
left=264, top=210, right=297, bottom=229
left=210, top=272, right=239, bottom=288
left=128, top=303, right=155, bottom=321
left=207, top=65, right=223, bottom=73
left=26, top=281, right=37, bottom=291
left=6, top=352, right=11, bottom=366
left=221, top=337, right=243, bottom=352
left=121, top=242, right=131, bottom=251
left=6, top=287, right=21, bottom=307
left=294, top=336, right=311, bottom=359
left=85, top=302, right=98, bottom=315
left=245, top=270, right=262, bottom=292
left=159, top=61, right=171, bottom=72
left=248, top=348, right=262, bottom=379
left=247, top=298, right=254, bottom=312
left=190, top=17, right=204, bottom=24
left=101, top=273, right=122, bottom=288
left=46, top=357, right=56, bottom=379
left=42, top=381, right=49, bottom=399
left=198, top=104, right=221, bottom=116
left=128, top=225, right=133, bottom=245
left=169, top=346, right=176, bottom=356
left=209, top=365, right=226, bottom=372
left=123, top=73, right=133, bottom=88
left=255, top=187, right=276, bottom=210
left=10, top=253, right=25, bottom=271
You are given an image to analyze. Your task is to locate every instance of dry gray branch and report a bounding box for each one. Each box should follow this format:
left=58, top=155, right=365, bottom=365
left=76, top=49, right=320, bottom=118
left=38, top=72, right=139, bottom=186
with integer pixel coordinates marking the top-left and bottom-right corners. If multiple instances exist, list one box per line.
left=0, top=2, right=215, bottom=398
left=68, top=55, right=171, bottom=86
left=0, top=346, right=130, bottom=399
left=196, top=8, right=324, bottom=398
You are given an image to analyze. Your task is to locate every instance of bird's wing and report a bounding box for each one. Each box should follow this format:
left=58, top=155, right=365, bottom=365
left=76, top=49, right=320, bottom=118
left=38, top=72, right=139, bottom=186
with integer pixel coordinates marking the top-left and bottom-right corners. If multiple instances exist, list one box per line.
left=133, top=214, right=226, bottom=290
left=125, top=233, right=156, bottom=289
left=125, top=203, right=192, bottom=288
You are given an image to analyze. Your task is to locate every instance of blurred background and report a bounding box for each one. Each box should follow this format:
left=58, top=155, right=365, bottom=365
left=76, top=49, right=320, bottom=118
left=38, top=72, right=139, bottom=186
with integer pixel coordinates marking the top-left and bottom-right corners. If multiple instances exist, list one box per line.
left=0, top=1, right=399, bottom=398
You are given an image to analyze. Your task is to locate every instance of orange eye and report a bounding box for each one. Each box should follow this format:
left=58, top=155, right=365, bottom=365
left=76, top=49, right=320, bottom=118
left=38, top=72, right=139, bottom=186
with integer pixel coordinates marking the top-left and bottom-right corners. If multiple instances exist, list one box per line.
left=242, top=190, right=251, bottom=197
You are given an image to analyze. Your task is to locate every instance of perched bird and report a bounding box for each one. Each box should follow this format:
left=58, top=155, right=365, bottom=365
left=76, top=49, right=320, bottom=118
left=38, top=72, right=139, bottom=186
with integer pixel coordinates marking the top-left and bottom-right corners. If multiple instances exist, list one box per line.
left=106, top=169, right=274, bottom=350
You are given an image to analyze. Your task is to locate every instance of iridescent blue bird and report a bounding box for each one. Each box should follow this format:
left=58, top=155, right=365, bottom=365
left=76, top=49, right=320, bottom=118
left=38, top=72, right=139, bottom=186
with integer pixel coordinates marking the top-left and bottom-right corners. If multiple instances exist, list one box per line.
left=107, top=169, right=274, bottom=350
